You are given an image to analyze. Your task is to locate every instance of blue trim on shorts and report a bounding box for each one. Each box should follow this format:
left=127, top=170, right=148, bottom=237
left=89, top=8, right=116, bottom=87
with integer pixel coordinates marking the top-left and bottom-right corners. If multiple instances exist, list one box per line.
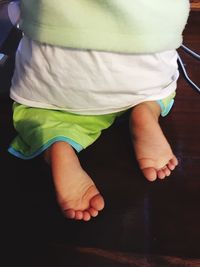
left=8, top=136, right=83, bottom=160
left=156, top=99, right=175, bottom=117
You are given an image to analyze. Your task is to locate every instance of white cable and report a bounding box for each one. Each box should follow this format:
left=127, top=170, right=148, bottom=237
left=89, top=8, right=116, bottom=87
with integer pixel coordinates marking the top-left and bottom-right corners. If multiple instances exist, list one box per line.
left=0, top=53, right=8, bottom=66
left=178, top=54, right=200, bottom=93
left=181, top=44, right=200, bottom=60
left=7, top=1, right=20, bottom=28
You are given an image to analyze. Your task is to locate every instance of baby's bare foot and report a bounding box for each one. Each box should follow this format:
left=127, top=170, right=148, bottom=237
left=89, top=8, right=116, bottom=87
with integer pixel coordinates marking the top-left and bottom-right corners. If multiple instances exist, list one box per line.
left=45, top=142, right=104, bottom=221
left=130, top=102, right=178, bottom=181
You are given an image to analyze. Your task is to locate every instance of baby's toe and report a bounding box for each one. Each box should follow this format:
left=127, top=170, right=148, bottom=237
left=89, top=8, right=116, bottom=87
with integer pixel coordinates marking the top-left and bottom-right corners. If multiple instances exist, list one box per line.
left=75, top=210, right=84, bottom=220
left=82, top=211, right=91, bottom=221
left=164, top=167, right=171, bottom=177
left=90, top=193, right=105, bottom=211
left=157, top=169, right=166, bottom=179
left=88, top=207, right=98, bottom=217
left=157, top=165, right=171, bottom=179
left=142, top=167, right=157, bottom=181
left=167, top=158, right=178, bottom=170
left=64, top=209, right=76, bottom=219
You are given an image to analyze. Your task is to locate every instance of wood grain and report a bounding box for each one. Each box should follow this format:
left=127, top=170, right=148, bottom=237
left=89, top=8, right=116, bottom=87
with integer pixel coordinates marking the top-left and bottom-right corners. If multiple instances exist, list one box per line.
left=190, top=0, right=200, bottom=10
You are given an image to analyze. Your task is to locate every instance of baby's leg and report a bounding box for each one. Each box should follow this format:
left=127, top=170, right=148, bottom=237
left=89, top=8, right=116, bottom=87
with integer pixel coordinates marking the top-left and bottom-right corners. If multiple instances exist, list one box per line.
left=130, top=101, right=178, bottom=181
left=44, top=141, right=104, bottom=221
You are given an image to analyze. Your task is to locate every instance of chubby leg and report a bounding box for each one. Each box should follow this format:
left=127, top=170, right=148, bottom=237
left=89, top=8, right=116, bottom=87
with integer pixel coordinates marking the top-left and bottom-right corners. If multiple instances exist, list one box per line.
left=130, top=101, right=178, bottom=181
left=44, top=141, right=104, bottom=221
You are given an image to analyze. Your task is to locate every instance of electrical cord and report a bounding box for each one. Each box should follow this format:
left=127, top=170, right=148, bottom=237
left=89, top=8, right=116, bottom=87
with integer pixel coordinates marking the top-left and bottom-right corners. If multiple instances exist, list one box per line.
left=178, top=45, right=200, bottom=93
left=181, top=44, right=200, bottom=60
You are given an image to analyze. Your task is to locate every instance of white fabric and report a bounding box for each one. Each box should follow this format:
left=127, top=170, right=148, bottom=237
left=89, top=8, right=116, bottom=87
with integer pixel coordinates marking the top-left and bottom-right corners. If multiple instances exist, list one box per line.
left=10, top=36, right=179, bottom=115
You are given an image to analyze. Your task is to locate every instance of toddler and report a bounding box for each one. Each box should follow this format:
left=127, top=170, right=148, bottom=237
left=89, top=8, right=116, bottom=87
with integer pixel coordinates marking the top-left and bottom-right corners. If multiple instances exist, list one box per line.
left=8, top=0, right=190, bottom=221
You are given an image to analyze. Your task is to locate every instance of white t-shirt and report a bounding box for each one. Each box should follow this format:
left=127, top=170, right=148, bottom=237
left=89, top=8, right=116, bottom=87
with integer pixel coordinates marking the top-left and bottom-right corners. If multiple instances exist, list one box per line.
left=10, top=36, right=179, bottom=115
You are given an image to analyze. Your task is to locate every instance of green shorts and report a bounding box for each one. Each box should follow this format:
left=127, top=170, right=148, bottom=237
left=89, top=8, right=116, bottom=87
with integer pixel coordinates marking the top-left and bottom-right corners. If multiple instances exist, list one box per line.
left=8, top=93, right=175, bottom=159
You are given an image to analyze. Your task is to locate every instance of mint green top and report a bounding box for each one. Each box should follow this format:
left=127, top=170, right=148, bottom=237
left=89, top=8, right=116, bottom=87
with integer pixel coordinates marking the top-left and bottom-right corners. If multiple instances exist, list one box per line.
left=20, top=0, right=190, bottom=53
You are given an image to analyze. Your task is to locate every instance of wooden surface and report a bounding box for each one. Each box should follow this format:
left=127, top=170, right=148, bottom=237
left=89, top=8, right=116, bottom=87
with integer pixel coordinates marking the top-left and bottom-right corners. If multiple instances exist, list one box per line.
left=1, top=10, right=200, bottom=267
left=0, top=1, right=12, bottom=47
left=191, top=0, right=200, bottom=10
